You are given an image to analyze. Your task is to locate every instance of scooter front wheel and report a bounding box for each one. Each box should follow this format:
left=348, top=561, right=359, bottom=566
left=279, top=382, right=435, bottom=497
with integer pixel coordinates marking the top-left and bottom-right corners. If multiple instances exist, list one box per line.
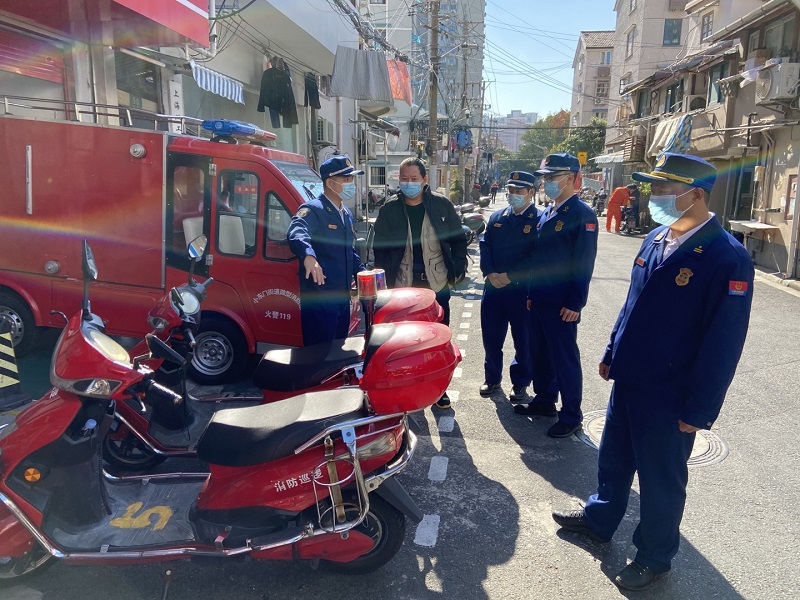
left=321, top=494, right=406, bottom=574
left=0, top=543, right=52, bottom=584
left=103, top=420, right=166, bottom=471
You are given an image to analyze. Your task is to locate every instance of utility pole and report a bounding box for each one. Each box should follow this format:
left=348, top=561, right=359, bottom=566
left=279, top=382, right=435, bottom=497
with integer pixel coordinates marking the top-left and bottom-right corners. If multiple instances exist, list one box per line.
left=426, top=0, right=440, bottom=190
left=473, top=80, right=487, bottom=187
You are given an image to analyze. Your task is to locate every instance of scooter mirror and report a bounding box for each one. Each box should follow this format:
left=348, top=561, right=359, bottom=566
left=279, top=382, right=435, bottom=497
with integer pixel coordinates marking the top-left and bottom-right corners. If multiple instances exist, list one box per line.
left=146, top=333, right=187, bottom=366
left=82, top=239, right=98, bottom=281
left=188, top=235, right=207, bottom=261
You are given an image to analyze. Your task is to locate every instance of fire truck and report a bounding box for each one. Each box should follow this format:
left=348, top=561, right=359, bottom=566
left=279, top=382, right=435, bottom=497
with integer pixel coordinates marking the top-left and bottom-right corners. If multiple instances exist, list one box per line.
left=0, top=101, right=354, bottom=384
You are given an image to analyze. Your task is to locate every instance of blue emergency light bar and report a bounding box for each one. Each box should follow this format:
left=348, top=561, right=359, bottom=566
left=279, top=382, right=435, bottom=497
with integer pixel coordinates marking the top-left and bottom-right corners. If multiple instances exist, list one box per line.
left=201, top=119, right=276, bottom=142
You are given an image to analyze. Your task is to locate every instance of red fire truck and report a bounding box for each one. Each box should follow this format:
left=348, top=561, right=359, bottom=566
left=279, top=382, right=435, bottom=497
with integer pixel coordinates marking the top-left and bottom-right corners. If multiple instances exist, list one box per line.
left=0, top=107, right=355, bottom=384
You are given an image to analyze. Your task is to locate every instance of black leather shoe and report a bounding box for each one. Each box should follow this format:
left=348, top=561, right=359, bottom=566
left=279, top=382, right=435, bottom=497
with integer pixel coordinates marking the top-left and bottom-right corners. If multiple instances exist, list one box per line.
left=513, top=402, right=557, bottom=417
left=479, top=383, right=501, bottom=397
left=614, top=561, right=667, bottom=591
left=547, top=421, right=581, bottom=438
left=434, top=393, right=451, bottom=409
left=551, top=508, right=610, bottom=543
left=509, top=386, right=531, bottom=403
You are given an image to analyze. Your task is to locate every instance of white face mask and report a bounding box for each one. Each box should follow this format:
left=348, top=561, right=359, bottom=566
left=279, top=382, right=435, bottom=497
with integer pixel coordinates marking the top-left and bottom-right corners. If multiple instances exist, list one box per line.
left=649, top=190, right=695, bottom=226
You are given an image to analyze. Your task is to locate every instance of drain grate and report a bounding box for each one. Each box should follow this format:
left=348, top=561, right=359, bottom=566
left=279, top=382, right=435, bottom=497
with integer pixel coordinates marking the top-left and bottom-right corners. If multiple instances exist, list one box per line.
left=577, top=410, right=729, bottom=468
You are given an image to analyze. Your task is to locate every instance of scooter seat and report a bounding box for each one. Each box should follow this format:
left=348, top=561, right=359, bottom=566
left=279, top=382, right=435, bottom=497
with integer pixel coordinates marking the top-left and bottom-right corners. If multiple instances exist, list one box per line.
left=196, top=389, right=366, bottom=466
left=253, top=336, right=365, bottom=392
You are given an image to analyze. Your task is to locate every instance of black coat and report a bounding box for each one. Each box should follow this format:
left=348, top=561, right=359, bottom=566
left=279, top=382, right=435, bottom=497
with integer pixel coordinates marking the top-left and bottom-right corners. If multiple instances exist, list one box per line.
left=373, top=186, right=468, bottom=287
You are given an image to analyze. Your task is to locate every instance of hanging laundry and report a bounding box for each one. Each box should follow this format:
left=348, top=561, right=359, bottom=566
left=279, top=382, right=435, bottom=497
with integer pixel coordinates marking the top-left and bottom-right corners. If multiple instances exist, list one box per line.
left=281, top=62, right=299, bottom=128
left=257, top=58, right=299, bottom=129
left=304, top=73, right=321, bottom=109
left=329, top=45, right=392, bottom=101
left=386, top=59, right=412, bottom=105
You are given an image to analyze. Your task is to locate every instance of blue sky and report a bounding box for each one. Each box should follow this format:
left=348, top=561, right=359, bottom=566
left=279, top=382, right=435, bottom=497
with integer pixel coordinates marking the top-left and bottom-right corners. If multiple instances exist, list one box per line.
left=483, top=0, right=617, bottom=119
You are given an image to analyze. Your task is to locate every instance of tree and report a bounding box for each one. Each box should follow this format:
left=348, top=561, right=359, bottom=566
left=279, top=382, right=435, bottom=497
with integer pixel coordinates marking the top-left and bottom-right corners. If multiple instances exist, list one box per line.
left=517, top=109, right=571, bottom=163
left=556, top=117, right=607, bottom=168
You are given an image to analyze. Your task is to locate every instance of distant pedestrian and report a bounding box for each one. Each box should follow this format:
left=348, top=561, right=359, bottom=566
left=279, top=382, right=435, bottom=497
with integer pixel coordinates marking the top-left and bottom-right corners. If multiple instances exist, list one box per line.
left=490, top=181, right=499, bottom=201
left=515, top=153, right=598, bottom=438
left=552, top=153, right=754, bottom=591
left=606, top=185, right=629, bottom=232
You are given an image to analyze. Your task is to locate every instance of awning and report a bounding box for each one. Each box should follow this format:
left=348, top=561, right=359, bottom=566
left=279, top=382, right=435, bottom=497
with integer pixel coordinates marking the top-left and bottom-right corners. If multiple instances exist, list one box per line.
left=591, top=151, right=624, bottom=164
left=190, top=61, right=244, bottom=104
left=648, top=114, right=694, bottom=156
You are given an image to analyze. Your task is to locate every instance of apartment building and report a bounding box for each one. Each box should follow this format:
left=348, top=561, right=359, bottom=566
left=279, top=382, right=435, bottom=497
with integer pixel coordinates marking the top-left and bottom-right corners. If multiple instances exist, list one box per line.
left=571, top=31, right=615, bottom=127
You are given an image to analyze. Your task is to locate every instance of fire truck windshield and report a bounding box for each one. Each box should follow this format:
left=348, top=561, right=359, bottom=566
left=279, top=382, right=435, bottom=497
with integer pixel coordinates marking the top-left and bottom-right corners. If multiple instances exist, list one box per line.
left=270, top=160, right=323, bottom=201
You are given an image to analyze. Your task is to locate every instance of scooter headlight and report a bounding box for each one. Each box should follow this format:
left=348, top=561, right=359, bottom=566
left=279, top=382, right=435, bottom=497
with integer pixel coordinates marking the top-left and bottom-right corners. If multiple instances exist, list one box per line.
left=70, top=378, right=121, bottom=398
left=147, top=315, right=170, bottom=332
left=177, top=289, right=201, bottom=315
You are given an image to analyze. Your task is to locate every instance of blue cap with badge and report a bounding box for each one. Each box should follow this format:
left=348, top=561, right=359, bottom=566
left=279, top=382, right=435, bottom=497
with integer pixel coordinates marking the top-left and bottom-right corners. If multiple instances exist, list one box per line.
left=632, top=152, right=716, bottom=192
left=319, top=156, right=364, bottom=181
left=534, top=153, right=581, bottom=175
left=506, top=171, right=537, bottom=188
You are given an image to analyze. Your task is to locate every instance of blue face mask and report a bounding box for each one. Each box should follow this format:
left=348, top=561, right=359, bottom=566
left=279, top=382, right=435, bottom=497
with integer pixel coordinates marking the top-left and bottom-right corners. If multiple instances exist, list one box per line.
left=336, top=182, right=356, bottom=203
left=508, top=193, right=528, bottom=210
left=648, top=191, right=693, bottom=226
left=544, top=180, right=562, bottom=200
left=400, top=182, right=423, bottom=198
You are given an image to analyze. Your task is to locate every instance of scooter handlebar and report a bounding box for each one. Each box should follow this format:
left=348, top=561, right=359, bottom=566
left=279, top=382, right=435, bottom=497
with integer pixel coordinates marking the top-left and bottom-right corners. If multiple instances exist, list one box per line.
left=145, top=380, right=183, bottom=409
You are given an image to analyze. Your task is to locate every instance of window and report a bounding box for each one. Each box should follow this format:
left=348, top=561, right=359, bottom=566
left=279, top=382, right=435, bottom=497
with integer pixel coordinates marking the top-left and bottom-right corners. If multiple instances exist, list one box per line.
left=577, top=81, right=583, bottom=94
left=626, top=27, right=636, bottom=58
left=786, top=174, right=796, bottom=220
left=600, top=51, right=611, bottom=65
left=578, top=55, right=584, bottom=72
left=216, top=171, right=258, bottom=258
left=664, top=80, right=684, bottom=113
left=266, top=193, right=292, bottom=242
left=369, top=0, right=387, bottom=4
left=636, top=88, right=652, bottom=118
left=748, top=31, right=761, bottom=55
left=370, top=165, right=386, bottom=186
left=572, top=114, right=579, bottom=126
left=596, top=81, right=609, bottom=97
left=592, top=109, right=607, bottom=120
left=629, top=0, right=637, bottom=13
left=619, top=75, right=631, bottom=95
left=167, top=162, right=208, bottom=275
left=701, top=12, right=714, bottom=41
left=707, top=63, right=727, bottom=105
left=765, top=16, right=796, bottom=57
left=663, top=19, right=682, bottom=46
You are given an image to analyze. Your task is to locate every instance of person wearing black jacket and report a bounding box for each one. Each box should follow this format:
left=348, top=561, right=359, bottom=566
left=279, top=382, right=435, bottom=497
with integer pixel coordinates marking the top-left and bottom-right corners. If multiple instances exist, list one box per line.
left=373, top=156, right=467, bottom=408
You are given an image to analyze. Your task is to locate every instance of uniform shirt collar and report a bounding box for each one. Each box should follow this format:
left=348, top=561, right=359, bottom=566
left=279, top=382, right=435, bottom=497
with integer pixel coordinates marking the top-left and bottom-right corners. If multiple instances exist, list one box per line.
left=662, top=213, right=715, bottom=261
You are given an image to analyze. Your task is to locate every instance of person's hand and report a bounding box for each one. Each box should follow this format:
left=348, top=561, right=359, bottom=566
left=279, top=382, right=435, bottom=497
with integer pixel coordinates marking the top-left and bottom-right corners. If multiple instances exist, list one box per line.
left=678, top=420, right=700, bottom=433
left=598, top=362, right=610, bottom=381
left=304, top=255, right=325, bottom=285
left=560, top=307, right=580, bottom=322
left=487, top=273, right=508, bottom=288
left=496, top=273, right=511, bottom=285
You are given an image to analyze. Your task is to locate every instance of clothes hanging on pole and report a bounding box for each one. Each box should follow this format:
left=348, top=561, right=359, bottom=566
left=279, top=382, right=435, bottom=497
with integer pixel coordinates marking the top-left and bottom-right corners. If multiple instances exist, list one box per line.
left=257, top=59, right=299, bottom=129
left=281, top=63, right=299, bottom=128
left=386, top=59, right=412, bottom=105
left=304, top=72, right=321, bottom=109
left=329, top=45, right=392, bottom=101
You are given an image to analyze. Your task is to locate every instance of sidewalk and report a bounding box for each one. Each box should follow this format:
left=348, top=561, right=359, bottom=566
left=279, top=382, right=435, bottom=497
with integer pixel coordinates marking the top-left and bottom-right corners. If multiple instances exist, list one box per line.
left=754, top=265, right=800, bottom=292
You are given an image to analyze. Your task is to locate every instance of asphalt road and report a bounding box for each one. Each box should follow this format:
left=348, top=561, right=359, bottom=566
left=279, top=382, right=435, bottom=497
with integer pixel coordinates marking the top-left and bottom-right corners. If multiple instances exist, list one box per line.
left=6, top=199, right=800, bottom=599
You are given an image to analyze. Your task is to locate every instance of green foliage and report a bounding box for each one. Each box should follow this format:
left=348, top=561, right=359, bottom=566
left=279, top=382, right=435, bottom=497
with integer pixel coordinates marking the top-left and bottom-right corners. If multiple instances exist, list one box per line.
left=555, top=117, right=607, bottom=169
left=517, top=109, right=571, bottom=161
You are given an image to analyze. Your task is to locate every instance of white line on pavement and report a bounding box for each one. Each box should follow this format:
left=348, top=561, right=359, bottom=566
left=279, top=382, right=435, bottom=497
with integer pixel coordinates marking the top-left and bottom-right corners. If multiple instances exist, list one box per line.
left=457, top=334, right=469, bottom=341
left=428, top=456, right=449, bottom=481
left=459, top=322, right=470, bottom=329
left=414, top=515, right=441, bottom=547
left=453, top=367, right=462, bottom=378
left=463, top=302, right=474, bottom=308
left=461, top=312, right=472, bottom=318
left=447, top=390, right=460, bottom=401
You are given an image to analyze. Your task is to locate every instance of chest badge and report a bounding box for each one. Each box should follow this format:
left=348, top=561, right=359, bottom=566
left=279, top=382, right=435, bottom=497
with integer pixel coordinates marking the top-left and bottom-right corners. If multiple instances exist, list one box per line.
left=675, top=267, right=693, bottom=286
left=493, top=222, right=503, bottom=228
left=328, top=224, right=338, bottom=230
left=555, top=221, right=564, bottom=232
left=523, top=224, right=532, bottom=234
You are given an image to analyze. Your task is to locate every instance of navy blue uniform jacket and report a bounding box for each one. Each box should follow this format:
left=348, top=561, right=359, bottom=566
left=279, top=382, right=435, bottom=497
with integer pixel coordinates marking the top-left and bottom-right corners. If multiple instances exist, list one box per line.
left=480, top=204, right=539, bottom=285
left=287, top=194, right=364, bottom=295
left=603, top=218, right=754, bottom=429
left=529, top=195, right=598, bottom=311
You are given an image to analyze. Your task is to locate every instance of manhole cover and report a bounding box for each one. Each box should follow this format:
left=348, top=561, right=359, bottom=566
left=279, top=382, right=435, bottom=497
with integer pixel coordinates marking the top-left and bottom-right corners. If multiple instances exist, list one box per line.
left=577, top=410, right=729, bottom=468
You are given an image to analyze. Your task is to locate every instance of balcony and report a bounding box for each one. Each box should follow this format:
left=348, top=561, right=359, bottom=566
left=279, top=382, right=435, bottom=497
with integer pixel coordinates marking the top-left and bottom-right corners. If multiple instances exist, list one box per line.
left=597, top=66, right=611, bottom=78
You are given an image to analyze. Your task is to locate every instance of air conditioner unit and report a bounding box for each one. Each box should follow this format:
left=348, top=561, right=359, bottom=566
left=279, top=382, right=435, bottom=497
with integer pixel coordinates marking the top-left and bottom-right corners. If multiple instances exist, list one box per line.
left=315, top=118, right=335, bottom=144
left=594, top=98, right=606, bottom=105
left=756, top=63, right=800, bottom=103
left=683, top=94, right=707, bottom=111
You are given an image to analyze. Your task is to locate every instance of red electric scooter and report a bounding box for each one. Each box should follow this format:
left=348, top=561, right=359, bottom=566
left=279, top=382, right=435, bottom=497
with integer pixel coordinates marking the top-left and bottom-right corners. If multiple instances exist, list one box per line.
left=104, top=238, right=444, bottom=471
left=0, top=240, right=460, bottom=582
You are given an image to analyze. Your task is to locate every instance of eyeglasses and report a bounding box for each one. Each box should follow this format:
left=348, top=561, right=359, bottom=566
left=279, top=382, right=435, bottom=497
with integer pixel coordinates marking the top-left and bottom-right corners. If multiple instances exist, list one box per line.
left=540, top=173, right=572, bottom=182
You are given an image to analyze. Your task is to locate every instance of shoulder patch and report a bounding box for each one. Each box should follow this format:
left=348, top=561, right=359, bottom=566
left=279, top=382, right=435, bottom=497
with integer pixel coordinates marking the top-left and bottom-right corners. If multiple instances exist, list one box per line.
left=728, top=280, right=748, bottom=296
left=585, top=223, right=597, bottom=232
left=296, top=207, right=310, bottom=218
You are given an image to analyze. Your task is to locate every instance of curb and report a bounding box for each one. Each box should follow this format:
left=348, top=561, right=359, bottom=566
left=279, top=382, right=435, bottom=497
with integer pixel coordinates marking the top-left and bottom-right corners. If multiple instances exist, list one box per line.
left=754, top=267, right=800, bottom=292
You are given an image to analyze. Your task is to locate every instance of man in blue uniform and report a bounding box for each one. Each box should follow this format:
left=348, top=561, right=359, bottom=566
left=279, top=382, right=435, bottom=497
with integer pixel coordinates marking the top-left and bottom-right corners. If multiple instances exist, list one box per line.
left=515, top=153, right=598, bottom=438
left=552, top=153, right=754, bottom=591
left=479, top=171, right=539, bottom=401
left=287, top=156, right=365, bottom=346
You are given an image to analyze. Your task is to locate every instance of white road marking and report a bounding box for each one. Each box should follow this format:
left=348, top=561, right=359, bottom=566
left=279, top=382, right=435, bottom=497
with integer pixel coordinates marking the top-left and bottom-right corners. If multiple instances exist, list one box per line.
left=457, top=334, right=469, bottom=341
left=459, top=322, right=470, bottom=329
left=438, top=416, right=455, bottom=432
left=463, top=302, right=474, bottom=308
left=428, top=456, right=449, bottom=481
left=461, top=312, right=472, bottom=318
left=446, top=390, right=460, bottom=401
left=414, top=514, right=441, bottom=547
left=453, top=367, right=463, bottom=378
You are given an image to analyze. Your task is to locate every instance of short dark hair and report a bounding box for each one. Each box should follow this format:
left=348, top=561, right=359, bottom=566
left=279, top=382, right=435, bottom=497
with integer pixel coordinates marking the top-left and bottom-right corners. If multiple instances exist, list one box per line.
left=399, top=156, right=427, bottom=177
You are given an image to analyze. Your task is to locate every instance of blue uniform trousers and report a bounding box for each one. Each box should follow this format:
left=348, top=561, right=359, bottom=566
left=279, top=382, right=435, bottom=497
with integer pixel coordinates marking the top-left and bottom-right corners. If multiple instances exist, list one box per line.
left=528, top=302, right=582, bottom=425
left=584, top=383, right=695, bottom=573
left=300, top=295, right=351, bottom=346
left=481, top=284, right=530, bottom=387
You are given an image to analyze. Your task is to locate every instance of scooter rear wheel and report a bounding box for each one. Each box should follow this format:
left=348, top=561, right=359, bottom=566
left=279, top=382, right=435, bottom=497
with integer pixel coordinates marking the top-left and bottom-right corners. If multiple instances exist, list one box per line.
left=320, top=494, right=406, bottom=574
left=0, top=543, right=52, bottom=584
left=103, top=420, right=166, bottom=471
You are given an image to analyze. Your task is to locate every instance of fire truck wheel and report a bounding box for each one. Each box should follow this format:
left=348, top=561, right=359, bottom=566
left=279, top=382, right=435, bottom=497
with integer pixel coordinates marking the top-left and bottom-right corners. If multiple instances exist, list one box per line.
left=189, top=317, right=247, bottom=385
left=320, top=494, right=406, bottom=574
left=0, top=291, right=37, bottom=356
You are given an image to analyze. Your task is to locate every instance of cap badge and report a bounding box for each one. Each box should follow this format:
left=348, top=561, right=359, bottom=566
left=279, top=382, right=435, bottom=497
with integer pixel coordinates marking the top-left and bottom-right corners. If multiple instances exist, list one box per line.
left=345, top=158, right=352, bottom=167
left=656, top=154, right=667, bottom=169
left=512, top=172, right=519, bottom=180
left=675, top=267, right=693, bottom=287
